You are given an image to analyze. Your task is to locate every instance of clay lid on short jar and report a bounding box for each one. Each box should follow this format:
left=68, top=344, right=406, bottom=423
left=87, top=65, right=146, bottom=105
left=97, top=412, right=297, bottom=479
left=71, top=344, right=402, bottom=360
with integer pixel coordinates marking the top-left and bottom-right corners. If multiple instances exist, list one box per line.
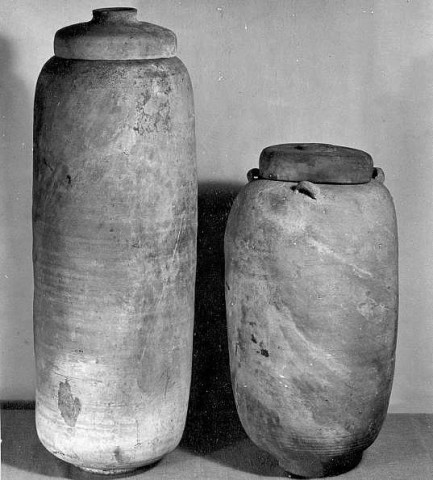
left=258, top=144, right=374, bottom=184
left=54, top=8, right=176, bottom=60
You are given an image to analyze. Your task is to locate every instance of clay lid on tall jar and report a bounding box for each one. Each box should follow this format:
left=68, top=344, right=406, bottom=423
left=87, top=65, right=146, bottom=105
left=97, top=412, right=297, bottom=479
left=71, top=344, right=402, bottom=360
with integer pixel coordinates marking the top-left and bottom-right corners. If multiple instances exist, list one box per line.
left=54, top=7, right=177, bottom=60
left=259, top=144, right=374, bottom=184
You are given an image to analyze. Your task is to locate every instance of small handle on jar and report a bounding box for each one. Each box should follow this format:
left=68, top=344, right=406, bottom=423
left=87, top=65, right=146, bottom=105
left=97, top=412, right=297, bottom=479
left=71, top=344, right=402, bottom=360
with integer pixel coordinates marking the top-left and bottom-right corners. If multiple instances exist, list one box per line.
left=247, top=168, right=260, bottom=183
left=372, top=167, right=385, bottom=184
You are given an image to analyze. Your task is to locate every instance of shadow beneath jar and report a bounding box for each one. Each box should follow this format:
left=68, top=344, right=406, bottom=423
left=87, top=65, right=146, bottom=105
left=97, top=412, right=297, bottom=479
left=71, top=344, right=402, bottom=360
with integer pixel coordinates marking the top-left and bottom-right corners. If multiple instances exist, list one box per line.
left=204, top=437, right=287, bottom=477
left=180, top=181, right=245, bottom=454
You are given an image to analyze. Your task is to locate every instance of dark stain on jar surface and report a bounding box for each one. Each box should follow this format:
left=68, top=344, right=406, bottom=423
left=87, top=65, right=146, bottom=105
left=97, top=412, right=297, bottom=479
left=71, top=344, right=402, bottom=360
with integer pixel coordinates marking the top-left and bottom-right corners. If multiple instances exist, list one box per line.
left=114, top=446, right=123, bottom=463
left=58, top=379, right=82, bottom=427
left=113, top=445, right=132, bottom=465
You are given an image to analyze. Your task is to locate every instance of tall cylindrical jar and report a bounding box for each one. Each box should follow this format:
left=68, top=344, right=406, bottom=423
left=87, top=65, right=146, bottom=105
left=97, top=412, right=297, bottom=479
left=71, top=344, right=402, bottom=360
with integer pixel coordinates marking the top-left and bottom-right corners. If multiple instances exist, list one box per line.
left=225, top=144, right=398, bottom=478
left=33, top=8, right=197, bottom=474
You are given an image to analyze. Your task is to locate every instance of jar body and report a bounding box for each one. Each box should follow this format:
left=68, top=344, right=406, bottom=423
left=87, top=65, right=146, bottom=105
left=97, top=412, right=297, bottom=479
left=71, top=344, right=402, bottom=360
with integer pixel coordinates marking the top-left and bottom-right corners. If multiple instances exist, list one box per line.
left=33, top=56, right=197, bottom=472
left=225, top=177, right=397, bottom=478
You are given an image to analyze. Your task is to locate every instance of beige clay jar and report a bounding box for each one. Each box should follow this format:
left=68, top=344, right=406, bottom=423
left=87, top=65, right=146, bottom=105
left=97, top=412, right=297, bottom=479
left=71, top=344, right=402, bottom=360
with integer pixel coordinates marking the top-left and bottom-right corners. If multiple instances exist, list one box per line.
left=33, top=8, right=197, bottom=474
left=225, top=144, right=398, bottom=478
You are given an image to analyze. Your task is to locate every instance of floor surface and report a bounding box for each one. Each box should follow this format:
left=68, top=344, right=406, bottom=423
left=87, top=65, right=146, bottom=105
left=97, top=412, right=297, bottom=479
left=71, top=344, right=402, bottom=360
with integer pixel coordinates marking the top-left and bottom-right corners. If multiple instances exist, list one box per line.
left=2, top=410, right=433, bottom=479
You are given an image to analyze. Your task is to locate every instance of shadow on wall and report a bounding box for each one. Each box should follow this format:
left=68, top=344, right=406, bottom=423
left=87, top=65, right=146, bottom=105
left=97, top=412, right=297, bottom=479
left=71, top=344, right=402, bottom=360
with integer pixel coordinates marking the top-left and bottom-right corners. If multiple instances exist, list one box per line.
left=0, top=35, right=34, bottom=399
left=181, top=181, right=245, bottom=453
left=181, top=181, right=286, bottom=475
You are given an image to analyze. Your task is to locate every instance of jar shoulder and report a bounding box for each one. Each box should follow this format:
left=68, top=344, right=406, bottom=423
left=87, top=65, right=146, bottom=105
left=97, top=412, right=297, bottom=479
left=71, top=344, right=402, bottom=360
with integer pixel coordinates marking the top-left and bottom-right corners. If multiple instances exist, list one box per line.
left=227, top=179, right=397, bottom=238
left=233, top=179, right=395, bottom=213
left=36, top=56, right=192, bottom=94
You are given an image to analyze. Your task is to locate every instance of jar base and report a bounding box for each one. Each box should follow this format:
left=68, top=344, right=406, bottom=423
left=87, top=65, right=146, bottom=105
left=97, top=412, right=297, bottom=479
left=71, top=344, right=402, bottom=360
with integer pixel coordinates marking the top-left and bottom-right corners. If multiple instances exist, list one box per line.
left=280, top=451, right=363, bottom=478
left=79, top=466, right=136, bottom=475
left=78, top=459, right=160, bottom=475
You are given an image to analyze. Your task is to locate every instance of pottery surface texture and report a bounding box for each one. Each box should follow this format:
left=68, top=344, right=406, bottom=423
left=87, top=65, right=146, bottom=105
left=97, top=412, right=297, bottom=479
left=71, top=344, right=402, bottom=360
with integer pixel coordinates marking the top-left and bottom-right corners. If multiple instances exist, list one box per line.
left=225, top=144, right=398, bottom=478
left=33, top=8, right=197, bottom=474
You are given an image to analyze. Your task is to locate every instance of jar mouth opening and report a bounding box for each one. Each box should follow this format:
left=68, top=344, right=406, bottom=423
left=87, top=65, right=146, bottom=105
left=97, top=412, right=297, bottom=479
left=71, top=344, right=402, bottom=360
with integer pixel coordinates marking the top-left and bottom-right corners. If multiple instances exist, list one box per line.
left=93, top=7, right=137, bottom=13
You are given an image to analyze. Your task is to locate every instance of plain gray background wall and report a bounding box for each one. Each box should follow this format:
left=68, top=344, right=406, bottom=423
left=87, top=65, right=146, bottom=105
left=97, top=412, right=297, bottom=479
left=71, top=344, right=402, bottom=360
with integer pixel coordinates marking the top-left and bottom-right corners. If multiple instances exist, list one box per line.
left=1, top=0, right=432, bottom=412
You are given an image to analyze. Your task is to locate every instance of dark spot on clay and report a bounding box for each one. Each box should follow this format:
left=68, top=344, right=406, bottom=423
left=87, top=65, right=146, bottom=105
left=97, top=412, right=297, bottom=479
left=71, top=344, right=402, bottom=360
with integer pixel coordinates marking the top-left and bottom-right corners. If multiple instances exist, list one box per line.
left=132, top=240, right=141, bottom=248
left=248, top=321, right=256, bottom=327
left=225, top=281, right=230, bottom=291
left=140, top=90, right=152, bottom=105
left=43, top=157, right=54, bottom=172
left=58, top=379, right=81, bottom=427
left=51, top=450, right=65, bottom=456
left=241, top=305, right=248, bottom=323
left=251, top=334, right=257, bottom=344
left=75, top=349, right=83, bottom=354
left=66, top=174, right=71, bottom=185
left=114, top=446, right=124, bottom=464
left=260, top=348, right=269, bottom=357
left=294, top=145, right=305, bottom=150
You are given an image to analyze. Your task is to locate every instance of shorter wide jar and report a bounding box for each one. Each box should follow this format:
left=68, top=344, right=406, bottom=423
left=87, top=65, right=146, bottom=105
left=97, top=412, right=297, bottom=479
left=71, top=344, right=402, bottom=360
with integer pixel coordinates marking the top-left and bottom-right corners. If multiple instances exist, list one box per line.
left=225, top=144, right=398, bottom=478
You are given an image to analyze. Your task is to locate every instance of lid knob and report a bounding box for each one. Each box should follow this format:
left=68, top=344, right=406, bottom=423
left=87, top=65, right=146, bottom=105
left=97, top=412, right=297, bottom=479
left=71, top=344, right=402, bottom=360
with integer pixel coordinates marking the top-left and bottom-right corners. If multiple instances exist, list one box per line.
left=92, top=7, right=138, bottom=24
